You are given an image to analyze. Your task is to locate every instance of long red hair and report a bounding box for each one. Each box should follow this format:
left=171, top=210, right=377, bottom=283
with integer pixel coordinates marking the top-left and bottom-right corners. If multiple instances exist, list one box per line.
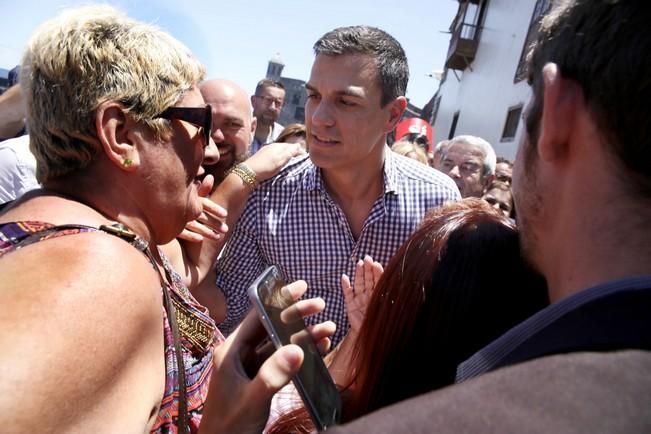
left=269, top=198, right=548, bottom=432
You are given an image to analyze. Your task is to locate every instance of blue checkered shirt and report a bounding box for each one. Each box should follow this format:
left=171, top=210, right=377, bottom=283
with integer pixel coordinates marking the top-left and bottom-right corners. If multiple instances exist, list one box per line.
left=215, top=149, right=461, bottom=345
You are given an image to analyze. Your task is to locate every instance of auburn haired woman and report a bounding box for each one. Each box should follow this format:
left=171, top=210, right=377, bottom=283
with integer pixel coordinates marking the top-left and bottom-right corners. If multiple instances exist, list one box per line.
left=268, top=198, right=548, bottom=432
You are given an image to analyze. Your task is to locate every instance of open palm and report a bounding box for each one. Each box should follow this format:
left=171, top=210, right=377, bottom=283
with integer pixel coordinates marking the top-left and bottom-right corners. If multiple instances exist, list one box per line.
left=341, top=255, right=384, bottom=332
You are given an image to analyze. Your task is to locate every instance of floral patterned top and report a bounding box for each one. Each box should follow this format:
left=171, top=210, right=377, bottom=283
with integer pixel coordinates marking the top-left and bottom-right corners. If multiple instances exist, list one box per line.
left=0, top=221, right=225, bottom=433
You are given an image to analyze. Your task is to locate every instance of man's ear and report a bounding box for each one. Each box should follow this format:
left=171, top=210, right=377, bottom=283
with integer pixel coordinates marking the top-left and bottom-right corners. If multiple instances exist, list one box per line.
left=95, top=101, right=140, bottom=171
left=384, top=96, right=408, bottom=133
left=537, top=63, right=583, bottom=162
left=250, top=116, right=257, bottom=136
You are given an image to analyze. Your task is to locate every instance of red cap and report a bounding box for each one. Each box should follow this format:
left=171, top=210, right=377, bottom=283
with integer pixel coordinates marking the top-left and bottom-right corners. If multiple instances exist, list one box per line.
left=394, top=118, right=433, bottom=152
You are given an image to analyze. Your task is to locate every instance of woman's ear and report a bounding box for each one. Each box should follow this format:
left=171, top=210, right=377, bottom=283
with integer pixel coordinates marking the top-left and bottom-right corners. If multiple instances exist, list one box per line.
left=95, top=101, right=140, bottom=171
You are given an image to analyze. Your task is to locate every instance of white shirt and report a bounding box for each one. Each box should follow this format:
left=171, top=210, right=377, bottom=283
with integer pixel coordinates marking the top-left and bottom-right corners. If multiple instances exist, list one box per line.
left=0, top=135, right=39, bottom=203
left=250, top=121, right=284, bottom=154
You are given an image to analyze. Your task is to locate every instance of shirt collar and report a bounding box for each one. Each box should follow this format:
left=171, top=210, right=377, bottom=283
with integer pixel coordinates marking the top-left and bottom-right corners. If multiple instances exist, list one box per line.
left=303, top=145, right=398, bottom=194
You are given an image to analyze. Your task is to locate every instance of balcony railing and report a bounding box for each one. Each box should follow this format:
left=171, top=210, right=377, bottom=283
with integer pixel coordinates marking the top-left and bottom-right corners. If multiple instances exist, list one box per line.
left=445, top=22, right=481, bottom=71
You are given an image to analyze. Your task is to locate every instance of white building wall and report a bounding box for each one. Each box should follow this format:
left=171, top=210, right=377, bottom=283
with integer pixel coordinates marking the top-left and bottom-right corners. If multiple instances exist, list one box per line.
left=433, top=0, right=537, bottom=159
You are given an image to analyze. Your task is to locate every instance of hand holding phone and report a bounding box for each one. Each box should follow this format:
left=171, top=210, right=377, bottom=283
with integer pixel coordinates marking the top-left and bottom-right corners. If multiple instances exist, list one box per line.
left=248, top=265, right=342, bottom=431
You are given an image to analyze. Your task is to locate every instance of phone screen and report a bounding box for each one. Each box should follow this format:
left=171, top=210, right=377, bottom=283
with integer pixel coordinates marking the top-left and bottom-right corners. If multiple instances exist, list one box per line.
left=248, top=265, right=342, bottom=431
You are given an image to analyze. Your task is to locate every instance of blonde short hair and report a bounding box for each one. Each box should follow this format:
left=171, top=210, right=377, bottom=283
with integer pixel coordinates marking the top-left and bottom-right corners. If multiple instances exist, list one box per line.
left=391, top=140, right=428, bottom=165
left=21, top=5, right=205, bottom=183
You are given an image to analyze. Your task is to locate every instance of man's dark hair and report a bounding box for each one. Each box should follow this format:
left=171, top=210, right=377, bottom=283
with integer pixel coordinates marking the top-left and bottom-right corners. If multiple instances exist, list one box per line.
left=525, top=0, right=651, bottom=197
left=496, top=157, right=513, bottom=168
left=313, top=25, right=409, bottom=107
left=254, top=78, right=284, bottom=96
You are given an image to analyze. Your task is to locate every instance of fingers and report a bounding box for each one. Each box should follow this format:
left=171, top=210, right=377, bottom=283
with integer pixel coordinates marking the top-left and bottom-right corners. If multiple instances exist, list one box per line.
left=185, top=219, right=223, bottom=240
left=196, top=211, right=228, bottom=236
left=279, top=297, right=325, bottom=324
left=246, top=143, right=305, bottom=181
left=179, top=220, right=222, bottom=242
left=248, top=344, right=303, bottom=401
left=286, top=142, right=305, bottom=157
left=198, top=174, right=214, bottom=197
left=353, top=259, right=366, bottom=294
left=282, top=280, right=308, bottom=301
left=202, top=197, right=228, bottom=219
left=307, top=321, right=336, bottom=355
left=361, top=255, right=383, bottom=292
left=341, top=274, right=352, bottom=299
left=371, top=261, right=384, bottom=286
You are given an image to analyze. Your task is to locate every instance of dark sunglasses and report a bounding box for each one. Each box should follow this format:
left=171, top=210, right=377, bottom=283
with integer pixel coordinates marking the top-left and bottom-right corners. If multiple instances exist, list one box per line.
left=157, top=104, right=212, bottom=146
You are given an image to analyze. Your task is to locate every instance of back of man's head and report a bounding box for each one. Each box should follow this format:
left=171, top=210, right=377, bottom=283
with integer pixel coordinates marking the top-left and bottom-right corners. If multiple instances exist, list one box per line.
left=526, top=0, right=651, bottom=198
left=313, top=25, right=408, bottom=107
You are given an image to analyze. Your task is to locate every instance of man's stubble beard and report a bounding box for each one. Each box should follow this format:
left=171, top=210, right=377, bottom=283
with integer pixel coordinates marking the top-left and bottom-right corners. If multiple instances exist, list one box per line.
left=513, top=133, right=546, bottom=275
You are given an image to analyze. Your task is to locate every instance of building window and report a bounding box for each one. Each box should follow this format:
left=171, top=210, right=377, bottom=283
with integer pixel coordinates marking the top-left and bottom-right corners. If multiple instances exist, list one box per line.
left=514, top=0, right=552, bottom=82
left=292, top=93, right=300, bottom=105
left=448, top=111, right=460, bottom=139
left=501, top=105, right=523, bottom=142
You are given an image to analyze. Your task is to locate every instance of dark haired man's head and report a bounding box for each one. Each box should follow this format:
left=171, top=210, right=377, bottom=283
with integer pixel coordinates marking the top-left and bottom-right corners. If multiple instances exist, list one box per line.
left=252, top=79, right=285, bottom=127
left=495, top=157, right=513, bottom=185
left=523, top=0, right=651, bottom=197
left=313, top=25, right=409, bottom=107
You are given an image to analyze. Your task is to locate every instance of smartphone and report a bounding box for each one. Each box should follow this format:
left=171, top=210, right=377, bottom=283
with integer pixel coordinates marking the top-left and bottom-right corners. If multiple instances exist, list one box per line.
left=248, top=265, right=342, bottom=431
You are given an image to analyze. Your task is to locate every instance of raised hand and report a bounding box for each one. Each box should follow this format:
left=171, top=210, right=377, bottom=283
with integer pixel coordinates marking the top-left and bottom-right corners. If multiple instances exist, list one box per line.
left=341, top=255, right=384, bottom=333
left=244, top=141, right=305, bottom=182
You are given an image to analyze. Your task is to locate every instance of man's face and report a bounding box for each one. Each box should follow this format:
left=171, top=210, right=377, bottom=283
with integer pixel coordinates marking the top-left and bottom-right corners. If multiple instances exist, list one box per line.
left=252, top=86, right=285, bottom=125
left=305, top=54, right=397, bottom=172
left=201, top=83, right=255, bottom=179
left=512, top=96, right=544, bottom=267
left=440, top=141, right=490, bottom=198
left=495, top=162, right=513, bottom=185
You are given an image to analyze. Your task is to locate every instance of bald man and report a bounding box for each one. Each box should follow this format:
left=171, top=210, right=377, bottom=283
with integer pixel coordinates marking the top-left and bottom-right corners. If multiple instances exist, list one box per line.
left=199, top=79, right=257, bottom=182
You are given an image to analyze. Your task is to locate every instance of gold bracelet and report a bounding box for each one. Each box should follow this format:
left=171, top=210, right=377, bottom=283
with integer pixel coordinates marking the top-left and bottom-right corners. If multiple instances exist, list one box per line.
left=226, top=162, right=258, bottom=191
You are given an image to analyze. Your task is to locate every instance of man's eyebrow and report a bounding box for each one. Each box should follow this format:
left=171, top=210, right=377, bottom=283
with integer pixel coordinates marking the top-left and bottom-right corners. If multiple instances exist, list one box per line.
left=305, top=84, right=364, bottom=99
left=336, top=88, right=365, bottom=98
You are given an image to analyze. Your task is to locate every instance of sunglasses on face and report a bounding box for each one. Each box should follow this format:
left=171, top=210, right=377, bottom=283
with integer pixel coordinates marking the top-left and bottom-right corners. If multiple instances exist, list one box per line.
left=156, top=104, right=212, bottom=146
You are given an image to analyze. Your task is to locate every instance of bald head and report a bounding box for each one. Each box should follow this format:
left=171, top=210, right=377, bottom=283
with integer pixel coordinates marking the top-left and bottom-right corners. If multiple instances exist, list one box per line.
left=200, top=79, right=256, bottom=180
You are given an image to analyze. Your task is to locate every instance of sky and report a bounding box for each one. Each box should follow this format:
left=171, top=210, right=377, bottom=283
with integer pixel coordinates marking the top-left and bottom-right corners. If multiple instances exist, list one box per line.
left=0, top=0, right=459, bottom=109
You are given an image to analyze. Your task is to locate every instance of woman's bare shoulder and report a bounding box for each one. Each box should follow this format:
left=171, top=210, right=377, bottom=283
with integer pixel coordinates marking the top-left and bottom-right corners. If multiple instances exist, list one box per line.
left=0, top=230, right=165, bottom=432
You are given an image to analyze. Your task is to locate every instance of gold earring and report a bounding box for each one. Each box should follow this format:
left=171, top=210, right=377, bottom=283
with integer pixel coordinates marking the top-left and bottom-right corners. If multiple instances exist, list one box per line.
left=123, top=158, right=133, bottom=167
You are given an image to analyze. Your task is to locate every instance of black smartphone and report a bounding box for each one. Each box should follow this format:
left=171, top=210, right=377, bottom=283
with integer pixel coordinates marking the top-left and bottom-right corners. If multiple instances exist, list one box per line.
left=248, top=265, right=342, bottom=431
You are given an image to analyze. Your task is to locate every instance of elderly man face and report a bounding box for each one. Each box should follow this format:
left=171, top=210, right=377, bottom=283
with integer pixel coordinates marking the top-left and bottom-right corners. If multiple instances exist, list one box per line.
left=440, top=140, right=494, bottom=198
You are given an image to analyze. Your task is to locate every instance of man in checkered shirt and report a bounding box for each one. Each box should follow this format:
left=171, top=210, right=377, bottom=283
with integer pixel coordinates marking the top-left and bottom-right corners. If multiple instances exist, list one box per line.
left=215, top=25, right=460, bottom=346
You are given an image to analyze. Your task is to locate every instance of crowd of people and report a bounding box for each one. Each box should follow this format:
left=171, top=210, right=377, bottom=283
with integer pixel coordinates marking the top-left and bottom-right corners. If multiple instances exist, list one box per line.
left=1, top=0, right=650, bottom=433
